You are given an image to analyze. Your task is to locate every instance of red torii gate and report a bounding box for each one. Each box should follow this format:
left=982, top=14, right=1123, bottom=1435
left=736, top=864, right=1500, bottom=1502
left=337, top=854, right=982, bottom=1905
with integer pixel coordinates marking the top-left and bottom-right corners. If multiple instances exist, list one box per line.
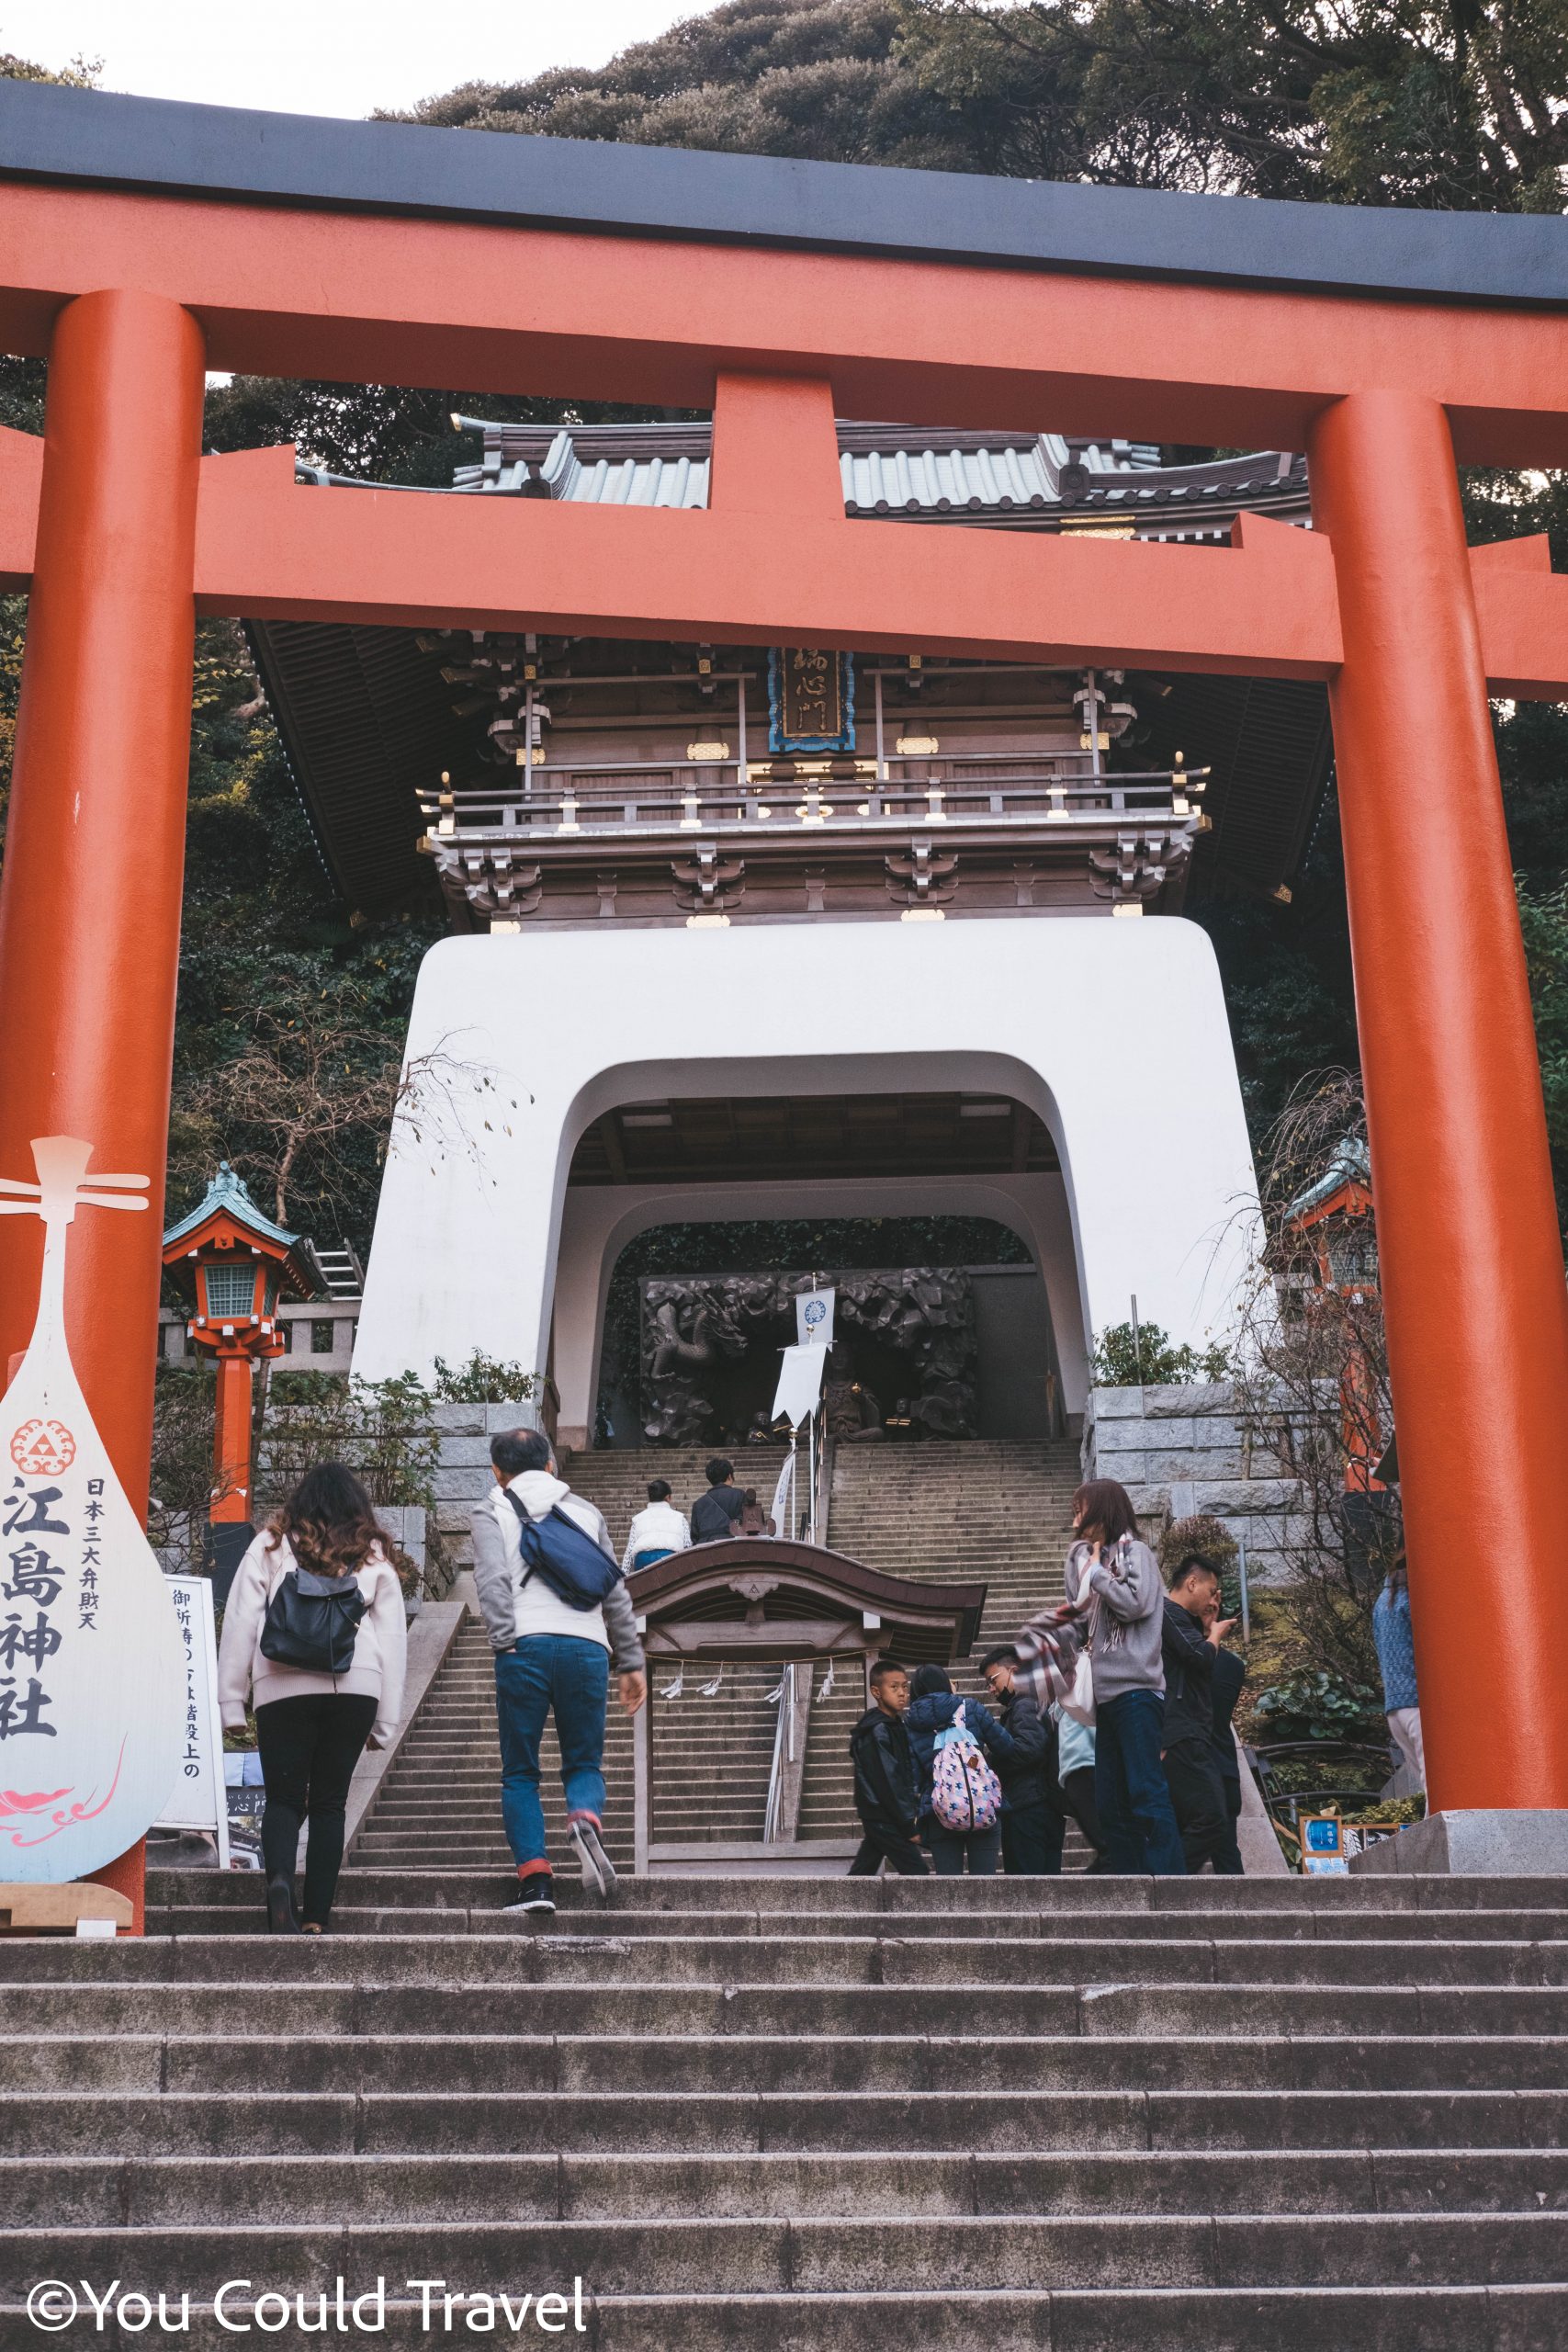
left=2, top=85, right=1568, bottom=1871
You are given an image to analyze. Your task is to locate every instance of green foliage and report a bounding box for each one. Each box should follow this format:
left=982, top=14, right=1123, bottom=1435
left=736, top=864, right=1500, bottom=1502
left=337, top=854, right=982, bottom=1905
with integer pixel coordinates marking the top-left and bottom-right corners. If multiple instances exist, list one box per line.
left=1253, top=1667, right=1385, bottom=1743
left=1519, top=879, right=1568, bottom=1238
left=382, top=0, right=970, bottom=170
left=430, top=1351, right=540, bottom=1403
left=897, top=0, right=1568, bottom=211
left=163, top=616, right=446, bottom=1253
left=257, top=1372, right=439, bottom=1514
left=1091, top=1319, right=1232, bottom=1385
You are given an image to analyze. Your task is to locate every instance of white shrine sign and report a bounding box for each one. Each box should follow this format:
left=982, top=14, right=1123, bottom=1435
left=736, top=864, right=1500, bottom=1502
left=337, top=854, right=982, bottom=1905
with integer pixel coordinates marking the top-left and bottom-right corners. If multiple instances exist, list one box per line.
left=0, top=1136, right=183, bottom=1881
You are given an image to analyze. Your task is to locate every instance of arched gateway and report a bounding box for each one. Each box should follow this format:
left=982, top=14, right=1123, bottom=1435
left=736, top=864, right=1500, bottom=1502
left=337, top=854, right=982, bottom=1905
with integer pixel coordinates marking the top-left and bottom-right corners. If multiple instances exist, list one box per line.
left=2, top=78, right=1568, bottom=1913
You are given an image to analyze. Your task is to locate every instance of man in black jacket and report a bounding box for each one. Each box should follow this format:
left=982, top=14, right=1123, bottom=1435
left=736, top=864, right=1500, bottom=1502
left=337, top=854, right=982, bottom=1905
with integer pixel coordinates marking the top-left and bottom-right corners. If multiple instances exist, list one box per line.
left=980, top=1645, right=1062, bottom=1875
left=848, top=1658, right=929, bottom=1875
left=1161, top=1555, right=1243, bottom=1875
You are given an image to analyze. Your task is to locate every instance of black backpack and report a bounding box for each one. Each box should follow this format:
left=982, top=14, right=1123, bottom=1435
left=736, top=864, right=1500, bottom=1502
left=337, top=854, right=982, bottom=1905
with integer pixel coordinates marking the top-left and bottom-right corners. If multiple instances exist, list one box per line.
left=503, top=1489, right=625, bottom=1612
left=259, top=1564, right=368, bottom=1674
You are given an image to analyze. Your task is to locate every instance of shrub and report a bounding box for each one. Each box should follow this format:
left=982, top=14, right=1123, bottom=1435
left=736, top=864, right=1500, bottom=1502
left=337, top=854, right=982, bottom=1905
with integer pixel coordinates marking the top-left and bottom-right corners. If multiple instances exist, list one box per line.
left=1091, top=1318, right=1232, bottom=1386
left=1253, top=1668, right=1384, bottom=1743
left=430, top=1351, right=538, bottom=1404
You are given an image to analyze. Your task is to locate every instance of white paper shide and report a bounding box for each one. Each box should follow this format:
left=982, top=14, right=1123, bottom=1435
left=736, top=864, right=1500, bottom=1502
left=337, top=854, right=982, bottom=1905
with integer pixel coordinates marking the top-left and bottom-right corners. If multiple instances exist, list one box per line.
left=0, top=1136, right=182, bottom=1880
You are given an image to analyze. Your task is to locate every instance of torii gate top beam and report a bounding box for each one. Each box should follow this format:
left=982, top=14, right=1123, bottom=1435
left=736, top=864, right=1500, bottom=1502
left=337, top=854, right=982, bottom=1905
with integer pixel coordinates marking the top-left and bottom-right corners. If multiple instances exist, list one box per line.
left=1, top=81, right=1566, bottom=692
left=3, top=81, right=1568, bottom=466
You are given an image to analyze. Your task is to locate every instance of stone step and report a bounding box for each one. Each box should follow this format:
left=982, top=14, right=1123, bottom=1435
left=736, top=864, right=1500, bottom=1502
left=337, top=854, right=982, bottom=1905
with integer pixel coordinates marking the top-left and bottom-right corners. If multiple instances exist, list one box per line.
left=0, top=2284, right=1543, bottom=2352
left=6, top=2210, right=1567, bottom=2301
left=14, top=2030, right=1568, bottom=2096
left=9, top=1981, right=1568, bottom=2038
left=143, top=1866, right=1568, bottom=1917
left=6, top=2145, right=1568, bottom=2224
left=35, top=1928, right=1568, bottom=1983
left=11, top=2085, right=1566, bottom=2156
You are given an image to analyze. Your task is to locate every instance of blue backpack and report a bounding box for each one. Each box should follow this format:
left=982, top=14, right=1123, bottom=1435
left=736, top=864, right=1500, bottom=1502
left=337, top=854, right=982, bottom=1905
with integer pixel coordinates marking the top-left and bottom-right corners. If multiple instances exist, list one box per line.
left=503, top=1488, right=624, bottom=1612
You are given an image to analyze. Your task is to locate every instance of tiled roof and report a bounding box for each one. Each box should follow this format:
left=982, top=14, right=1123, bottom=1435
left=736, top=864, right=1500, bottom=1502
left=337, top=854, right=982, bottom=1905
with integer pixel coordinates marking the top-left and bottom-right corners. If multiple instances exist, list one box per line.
left=434, top=418, right=1211, bottom=520
left=1286, top=1136, right=1373, bottom=1224
left=298, top=415, right=1303, bottom=528
left=427, top=417, right=1305, bottom=526
left=164, top=1161, right=302, bottom=1252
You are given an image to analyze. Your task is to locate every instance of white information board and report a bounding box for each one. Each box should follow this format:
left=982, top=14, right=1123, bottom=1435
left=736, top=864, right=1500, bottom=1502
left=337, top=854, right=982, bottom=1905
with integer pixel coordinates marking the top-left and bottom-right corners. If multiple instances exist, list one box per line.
left=157, top=1574, right=230, bottom=1868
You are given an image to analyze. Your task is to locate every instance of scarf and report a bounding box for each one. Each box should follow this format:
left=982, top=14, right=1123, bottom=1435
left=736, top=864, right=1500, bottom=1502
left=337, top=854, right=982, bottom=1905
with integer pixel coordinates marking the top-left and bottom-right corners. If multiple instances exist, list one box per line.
left=1069, top=1532, right=1140, bottom=1657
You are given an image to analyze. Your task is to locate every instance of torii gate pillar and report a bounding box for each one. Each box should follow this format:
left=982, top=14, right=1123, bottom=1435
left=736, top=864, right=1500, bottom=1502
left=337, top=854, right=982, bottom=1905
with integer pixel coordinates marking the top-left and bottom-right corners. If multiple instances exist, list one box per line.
left=1309, top=390, right=1568, bottom=1815
left=0, top=288, right=205, bottom=1932
left=0, top=288, right=203, bottom=1490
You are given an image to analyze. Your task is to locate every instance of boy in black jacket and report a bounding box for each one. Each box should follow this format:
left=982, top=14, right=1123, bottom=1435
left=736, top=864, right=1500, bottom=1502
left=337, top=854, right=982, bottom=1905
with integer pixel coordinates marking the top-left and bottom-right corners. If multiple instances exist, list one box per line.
left=848, top=1658, right=929, bottom=1876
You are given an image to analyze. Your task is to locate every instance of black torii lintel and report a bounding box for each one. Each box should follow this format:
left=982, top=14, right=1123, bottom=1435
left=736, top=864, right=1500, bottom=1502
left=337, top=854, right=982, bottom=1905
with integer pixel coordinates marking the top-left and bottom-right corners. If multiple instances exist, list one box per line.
left=2, top=78, right=1567, bottom=309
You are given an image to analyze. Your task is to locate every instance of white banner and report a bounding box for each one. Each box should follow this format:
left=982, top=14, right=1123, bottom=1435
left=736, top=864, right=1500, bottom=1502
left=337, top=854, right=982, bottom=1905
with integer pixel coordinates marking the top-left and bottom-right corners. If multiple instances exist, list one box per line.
left=769, top=1449, right=795, bottom=1543
left=0, top=1137, right=183, bottom=1883
left=772, top=1343, right=828, bottom=1430
left=795, top=1288, right=836, bottom=1348
left=157, top=1575, right=230, bottom=1865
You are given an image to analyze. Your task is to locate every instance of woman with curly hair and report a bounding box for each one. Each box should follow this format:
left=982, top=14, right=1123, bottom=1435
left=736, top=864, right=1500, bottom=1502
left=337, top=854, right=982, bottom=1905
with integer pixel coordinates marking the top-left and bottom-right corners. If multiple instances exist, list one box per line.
left=218, top=1462, right=407, bottom=1932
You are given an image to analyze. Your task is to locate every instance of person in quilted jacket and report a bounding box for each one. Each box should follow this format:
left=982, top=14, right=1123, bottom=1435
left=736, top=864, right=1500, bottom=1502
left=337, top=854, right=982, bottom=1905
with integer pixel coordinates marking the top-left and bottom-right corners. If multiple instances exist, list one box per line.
left=906, top=1663, right=1020, bottom=1878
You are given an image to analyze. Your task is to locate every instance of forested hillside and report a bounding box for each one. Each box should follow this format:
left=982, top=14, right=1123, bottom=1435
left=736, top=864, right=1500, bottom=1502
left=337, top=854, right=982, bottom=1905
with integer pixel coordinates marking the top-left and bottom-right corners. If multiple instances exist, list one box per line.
left=4, top=1, right=1568, bottom=1253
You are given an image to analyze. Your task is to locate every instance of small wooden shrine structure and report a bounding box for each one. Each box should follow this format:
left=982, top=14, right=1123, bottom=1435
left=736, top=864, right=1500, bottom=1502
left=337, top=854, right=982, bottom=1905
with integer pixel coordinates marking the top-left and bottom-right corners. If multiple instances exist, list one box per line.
left=625, top=1537, right=986, bottom=1874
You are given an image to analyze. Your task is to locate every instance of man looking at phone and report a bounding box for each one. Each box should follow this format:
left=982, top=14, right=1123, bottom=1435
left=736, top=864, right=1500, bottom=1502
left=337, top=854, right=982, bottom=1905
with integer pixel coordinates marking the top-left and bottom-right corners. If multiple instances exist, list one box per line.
left=1161, top=1554, right=1244, bottom=1876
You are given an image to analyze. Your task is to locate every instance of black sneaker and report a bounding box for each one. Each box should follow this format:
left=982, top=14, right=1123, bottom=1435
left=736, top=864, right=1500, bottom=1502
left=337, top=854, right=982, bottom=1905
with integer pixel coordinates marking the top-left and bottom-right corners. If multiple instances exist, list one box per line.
left=569, top=1816, right=618, bottom=1904
left=266, top=1875, right=299, bottom=1935
left=503, top=1872, right=556, bottom=1916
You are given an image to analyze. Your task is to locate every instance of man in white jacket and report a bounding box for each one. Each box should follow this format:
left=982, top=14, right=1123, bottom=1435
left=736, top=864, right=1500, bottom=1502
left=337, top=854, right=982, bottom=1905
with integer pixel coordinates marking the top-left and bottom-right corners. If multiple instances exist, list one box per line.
left=622, top=1477, right=691, bottom=1572
left=470, top=1428, right=647, bottom=1915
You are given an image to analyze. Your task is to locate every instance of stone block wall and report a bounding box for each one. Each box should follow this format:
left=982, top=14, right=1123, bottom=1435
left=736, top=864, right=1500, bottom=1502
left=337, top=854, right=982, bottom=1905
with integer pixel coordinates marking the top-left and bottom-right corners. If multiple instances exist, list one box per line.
left=429, top=1397, right=546, bottom=1575
left=1082, top=1383, right=1304, bottom=1583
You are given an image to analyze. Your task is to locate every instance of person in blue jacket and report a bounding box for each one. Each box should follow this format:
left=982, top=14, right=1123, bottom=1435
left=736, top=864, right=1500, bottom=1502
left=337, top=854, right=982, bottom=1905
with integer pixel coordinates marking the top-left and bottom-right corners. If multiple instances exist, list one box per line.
left=1372, top=1546, right=1424, bottom=1792
left=906, top=1663, right=1018, bottom=1877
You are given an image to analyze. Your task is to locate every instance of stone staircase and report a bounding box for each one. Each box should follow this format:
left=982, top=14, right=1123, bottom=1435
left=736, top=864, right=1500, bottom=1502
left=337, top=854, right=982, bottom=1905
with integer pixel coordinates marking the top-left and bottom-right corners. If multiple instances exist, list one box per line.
left=354, top=1618, right=638, bottom=1881
left=828, top=1435, right=1082, bottom=1641
left=6, top=1868, right=1567, bottom=2346
left=357, top=1441, right=1085, bottom=1876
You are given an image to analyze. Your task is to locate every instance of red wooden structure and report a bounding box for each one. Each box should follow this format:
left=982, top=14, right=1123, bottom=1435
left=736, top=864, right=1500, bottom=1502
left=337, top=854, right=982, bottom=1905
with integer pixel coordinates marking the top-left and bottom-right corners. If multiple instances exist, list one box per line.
left=161, top=1164, right=324, bottom=1527
left=3, top=87, right=1568, bottom=1917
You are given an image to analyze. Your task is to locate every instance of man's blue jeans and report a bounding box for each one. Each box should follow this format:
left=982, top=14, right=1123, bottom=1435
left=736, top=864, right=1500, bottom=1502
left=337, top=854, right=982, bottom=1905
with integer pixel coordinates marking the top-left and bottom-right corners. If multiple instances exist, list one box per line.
left=494, top=1634, right=610, bottom=1870
left=1095, top=1687, right=1188, bottom=1875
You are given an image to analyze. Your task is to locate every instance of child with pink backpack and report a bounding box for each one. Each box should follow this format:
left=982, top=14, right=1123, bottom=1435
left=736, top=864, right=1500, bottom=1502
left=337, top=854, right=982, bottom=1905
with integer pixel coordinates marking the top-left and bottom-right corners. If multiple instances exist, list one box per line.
left=905, top=1663, right=1018, bottom=1876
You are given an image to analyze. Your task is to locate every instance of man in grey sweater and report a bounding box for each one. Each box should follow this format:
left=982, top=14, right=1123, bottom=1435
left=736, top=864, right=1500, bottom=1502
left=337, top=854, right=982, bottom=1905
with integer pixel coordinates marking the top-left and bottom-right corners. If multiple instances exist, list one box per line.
left=471, top=1427, right=646, bottom=1915
left=1061, top=1477, right=1186, bottom=1875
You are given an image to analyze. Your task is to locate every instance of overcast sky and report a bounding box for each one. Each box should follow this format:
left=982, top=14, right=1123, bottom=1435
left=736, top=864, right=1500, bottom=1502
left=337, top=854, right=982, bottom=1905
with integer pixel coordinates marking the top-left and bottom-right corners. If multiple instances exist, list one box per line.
left=2, top=1, right=694, bottom=119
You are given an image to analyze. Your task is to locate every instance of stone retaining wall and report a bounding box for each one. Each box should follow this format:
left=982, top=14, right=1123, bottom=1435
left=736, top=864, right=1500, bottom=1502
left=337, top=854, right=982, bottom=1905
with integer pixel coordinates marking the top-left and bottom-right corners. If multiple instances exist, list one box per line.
left=1081, top=1382, right=1305, bottom=1581
left=429, top=1396, right=547, bottom=1578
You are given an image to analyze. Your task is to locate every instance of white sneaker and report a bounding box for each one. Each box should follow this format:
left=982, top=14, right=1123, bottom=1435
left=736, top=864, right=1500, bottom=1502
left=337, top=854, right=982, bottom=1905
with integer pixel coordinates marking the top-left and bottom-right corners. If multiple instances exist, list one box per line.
left=568, top=1817, right=617, bottom=1902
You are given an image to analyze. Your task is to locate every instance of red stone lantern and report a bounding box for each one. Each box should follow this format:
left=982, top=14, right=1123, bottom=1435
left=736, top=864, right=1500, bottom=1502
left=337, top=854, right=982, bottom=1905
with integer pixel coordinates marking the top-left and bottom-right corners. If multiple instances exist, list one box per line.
left=162, top=1165, right=324, bottom=1526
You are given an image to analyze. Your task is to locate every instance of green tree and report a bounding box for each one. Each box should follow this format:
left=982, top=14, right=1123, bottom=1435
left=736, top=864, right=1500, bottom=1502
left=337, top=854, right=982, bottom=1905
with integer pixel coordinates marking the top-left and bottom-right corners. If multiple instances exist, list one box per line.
left=381, top=0, right=969, bottom=168
left=897, top=0, right=1568, bottom=209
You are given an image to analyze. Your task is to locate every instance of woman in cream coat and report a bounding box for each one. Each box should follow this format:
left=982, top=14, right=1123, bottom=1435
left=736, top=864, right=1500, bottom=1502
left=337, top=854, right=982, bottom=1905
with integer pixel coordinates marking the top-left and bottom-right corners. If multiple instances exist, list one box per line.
left=218, top=1462, right=407, bottom=1932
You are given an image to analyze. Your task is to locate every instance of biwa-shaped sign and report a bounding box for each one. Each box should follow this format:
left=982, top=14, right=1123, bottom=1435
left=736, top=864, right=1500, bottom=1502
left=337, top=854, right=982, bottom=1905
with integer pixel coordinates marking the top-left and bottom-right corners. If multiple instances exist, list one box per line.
left=0, top=1137, right=181, bottom=1879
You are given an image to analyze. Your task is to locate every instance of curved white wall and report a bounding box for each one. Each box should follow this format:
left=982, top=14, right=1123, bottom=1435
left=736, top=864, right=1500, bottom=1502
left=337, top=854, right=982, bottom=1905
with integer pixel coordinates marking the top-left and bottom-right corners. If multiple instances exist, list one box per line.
left=353, top=917, right=1258, bottom=1398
